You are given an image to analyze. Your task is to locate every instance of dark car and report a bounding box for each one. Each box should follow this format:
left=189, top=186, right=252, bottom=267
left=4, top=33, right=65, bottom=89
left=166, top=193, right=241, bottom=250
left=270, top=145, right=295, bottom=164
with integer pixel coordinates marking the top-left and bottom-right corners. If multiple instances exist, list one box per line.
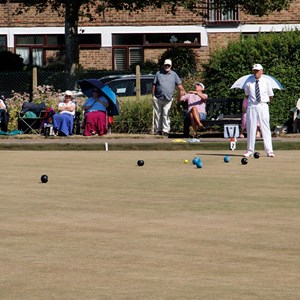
left=106, top=75, right=154, bottom=97
left=99, top=74, right=133, bottom=84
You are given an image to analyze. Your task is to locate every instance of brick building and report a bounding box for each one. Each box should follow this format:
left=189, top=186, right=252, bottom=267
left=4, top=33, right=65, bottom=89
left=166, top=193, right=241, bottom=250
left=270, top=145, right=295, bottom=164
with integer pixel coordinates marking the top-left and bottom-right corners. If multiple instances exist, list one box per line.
left=0, top=1, right=299, bottom=71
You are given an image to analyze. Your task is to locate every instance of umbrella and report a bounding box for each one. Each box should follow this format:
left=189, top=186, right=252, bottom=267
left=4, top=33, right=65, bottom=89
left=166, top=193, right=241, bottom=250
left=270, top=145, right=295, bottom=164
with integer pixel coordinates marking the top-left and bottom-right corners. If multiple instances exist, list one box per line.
left=230, top=74, right=284, bottom=90
left=78, top=79, right=120, bottom=116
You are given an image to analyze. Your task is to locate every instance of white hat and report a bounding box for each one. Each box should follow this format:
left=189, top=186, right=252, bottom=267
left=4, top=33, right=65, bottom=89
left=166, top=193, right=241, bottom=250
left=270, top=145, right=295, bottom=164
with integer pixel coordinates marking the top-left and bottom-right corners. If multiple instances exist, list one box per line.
left=164, top=59, right=172, bottom=66
left=64, top=90, right=74, bottom=97
left=194, top=82, right=205, bottom=90
left=252, top=64, right=263, bottom=70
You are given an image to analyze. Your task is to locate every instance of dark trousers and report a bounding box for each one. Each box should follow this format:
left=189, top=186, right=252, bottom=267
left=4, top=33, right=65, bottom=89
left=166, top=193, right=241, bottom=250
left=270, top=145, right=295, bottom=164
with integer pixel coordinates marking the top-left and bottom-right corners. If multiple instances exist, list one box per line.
left=183, top=112, right=190, bottom=138
left=0, top=109, right=9, bottom=132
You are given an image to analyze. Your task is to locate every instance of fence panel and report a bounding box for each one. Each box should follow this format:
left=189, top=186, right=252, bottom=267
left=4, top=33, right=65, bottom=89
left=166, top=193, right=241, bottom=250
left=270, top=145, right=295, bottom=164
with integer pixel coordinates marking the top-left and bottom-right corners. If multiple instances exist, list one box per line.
left=0, top=69, right=134, bottom=98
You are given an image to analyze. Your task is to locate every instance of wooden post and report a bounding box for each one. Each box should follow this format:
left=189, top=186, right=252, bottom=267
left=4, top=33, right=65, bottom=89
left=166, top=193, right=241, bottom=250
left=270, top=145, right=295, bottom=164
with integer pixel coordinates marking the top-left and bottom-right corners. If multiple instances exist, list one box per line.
left=136, top=65, right=141, bottom=101
left=32, top=67, right=38, bottom=95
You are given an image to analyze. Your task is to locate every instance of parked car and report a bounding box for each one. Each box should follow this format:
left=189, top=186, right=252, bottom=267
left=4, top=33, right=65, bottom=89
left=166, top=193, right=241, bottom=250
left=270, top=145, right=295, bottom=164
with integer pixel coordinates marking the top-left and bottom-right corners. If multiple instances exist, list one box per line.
left=106, top=75, right=155, bottom=97
left=99, top=74, right=133, bottom=84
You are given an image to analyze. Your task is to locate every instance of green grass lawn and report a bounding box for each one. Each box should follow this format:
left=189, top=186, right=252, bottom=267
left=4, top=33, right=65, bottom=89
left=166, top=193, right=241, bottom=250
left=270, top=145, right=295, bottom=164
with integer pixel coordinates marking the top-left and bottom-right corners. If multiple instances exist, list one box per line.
left=0, top=150, right=299, bottom=299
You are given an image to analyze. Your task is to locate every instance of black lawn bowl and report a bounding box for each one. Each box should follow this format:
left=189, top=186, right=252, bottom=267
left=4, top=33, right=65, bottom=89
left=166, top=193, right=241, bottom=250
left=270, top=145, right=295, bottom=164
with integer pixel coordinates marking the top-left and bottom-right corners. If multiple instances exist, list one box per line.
left=254, top=152, right=261, bottom=159
left=241, top=158, right=248, bottom=165
left=137, top=160, right=144, bottom=167
left=41, top=174, right=48, bottom=183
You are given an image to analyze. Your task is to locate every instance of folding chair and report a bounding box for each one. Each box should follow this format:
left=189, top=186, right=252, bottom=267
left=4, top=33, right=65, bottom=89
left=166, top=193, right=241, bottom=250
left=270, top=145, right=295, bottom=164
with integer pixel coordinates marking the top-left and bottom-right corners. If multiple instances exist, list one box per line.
left=18, top=102, right=46, bottom=134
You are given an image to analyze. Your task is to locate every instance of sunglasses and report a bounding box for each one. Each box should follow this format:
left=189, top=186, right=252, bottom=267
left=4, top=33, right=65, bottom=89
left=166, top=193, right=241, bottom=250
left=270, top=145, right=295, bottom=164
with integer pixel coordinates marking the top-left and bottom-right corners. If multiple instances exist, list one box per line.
left=65, top=95, right=72, bottom=97
left=93, top=90, right=100, bottom=93
left=164, top=64, right=171, bottom=67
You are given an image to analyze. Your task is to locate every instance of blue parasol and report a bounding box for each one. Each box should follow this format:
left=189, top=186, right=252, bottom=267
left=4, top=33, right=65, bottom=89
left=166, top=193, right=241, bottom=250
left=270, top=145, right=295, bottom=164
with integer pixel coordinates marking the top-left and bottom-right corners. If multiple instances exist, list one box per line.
left=78, top=79, right=120, bottom=116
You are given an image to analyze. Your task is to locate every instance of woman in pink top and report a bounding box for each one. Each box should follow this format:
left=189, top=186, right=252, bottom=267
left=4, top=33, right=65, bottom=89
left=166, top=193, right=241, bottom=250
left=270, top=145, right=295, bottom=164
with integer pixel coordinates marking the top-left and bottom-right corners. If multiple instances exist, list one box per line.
left=180, top=82, right=208, bottom=137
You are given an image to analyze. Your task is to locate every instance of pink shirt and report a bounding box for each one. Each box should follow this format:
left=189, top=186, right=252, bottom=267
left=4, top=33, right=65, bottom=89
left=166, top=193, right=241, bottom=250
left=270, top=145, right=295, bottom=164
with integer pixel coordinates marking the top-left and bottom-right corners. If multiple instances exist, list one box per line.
left=181, top=93, right=207, bottom=114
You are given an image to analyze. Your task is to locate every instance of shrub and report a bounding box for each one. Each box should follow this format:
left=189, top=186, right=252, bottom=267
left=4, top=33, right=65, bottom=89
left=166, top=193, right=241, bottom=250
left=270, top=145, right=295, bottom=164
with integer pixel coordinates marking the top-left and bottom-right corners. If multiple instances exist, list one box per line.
left=130, top=60, right=159, bottom=75
left=202, top=30, right=300, bottom=128
left=159, top=47, right=197, bottom=78
left=0, top=51, right=24, bottom=72
left=113, top=96, right=153, bottom=133
left=42, top=62, right=65, bottom=71
left=112, top=95, right=184, bottom=134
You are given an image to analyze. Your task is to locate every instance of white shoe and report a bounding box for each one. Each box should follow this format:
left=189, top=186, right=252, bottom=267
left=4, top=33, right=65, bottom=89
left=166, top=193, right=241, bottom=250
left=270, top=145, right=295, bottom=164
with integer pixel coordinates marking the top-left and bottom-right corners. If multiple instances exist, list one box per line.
left=243, top=152, right=253, bottom=158
left=267, top=152, right=275, bottom=157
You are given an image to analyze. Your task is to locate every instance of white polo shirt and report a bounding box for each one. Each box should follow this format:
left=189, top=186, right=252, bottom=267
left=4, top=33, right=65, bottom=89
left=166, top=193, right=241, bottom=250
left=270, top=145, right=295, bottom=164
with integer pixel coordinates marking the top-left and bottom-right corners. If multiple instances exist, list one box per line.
left=245, top=76, right=274, bottom=105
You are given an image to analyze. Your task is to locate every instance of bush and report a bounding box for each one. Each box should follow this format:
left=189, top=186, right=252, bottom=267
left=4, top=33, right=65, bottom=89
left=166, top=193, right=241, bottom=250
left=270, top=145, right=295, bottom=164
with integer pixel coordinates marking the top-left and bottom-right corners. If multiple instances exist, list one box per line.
left=202, top=30, right=300, bottom=128
left=112, top=95, right=184, bottom=134
left=130, top=60, right=159, bottom=75
left=159, top=47, right=197, bottom=78
left=113, top=96, right=153, bottom=133
left=42, top=62, right=65, bottom=71
left=0, top=51, right=24, bottom=72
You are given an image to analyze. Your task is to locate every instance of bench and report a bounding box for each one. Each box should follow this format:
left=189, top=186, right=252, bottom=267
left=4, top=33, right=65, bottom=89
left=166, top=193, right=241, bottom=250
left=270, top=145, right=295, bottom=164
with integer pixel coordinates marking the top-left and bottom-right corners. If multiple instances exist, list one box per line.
left=183, top=98, right=243, bottom=137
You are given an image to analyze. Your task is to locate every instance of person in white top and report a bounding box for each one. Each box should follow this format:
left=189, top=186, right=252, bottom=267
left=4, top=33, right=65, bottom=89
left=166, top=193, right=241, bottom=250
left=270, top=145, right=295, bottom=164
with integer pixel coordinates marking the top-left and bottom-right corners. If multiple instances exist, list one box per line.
left=244, top=64, right=275, bottom=157
left=52, top=90, right=76, bottom=136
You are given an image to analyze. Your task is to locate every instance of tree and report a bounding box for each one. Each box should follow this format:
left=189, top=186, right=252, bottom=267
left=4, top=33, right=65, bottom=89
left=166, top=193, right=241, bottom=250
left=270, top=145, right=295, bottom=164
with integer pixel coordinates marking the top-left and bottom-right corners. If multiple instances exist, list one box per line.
left=6, top=0, right=292, bottom=75
left=97, top=0, right=292, bottom=18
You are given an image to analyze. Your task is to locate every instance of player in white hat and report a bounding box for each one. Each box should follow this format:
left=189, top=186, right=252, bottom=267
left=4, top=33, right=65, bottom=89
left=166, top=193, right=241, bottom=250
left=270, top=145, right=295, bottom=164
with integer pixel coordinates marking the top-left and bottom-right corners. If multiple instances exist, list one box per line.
left=243, top=64, right=275, bottom=157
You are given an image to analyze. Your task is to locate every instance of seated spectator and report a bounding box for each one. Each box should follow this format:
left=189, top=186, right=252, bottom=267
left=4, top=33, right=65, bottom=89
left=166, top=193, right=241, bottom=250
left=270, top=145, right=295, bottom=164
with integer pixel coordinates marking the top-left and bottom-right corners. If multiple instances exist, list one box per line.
left=52, top=90, right=75, bottom=136
left=289, top=98, right=300, bottom=133
left=179, top=82, right=208, bottom=138
left=82, top=88, right=109, bottom=136
left=0, top=97, right=9, bottom=132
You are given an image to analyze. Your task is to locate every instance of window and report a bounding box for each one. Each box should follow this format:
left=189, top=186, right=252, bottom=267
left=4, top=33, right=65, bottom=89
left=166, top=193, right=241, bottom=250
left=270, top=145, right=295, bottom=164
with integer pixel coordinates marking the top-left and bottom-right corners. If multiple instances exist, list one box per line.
left=206, top=1, right=239, bottom=26
left=242, top=33, right=259, bottom=40
left=16, top=35, right=44, bottom=45
left=113, top=34, right=143, bottom=46
left=46, top=34, right=101, bottom=47
left=15, top=34, right=101, bottom=66
left=129, top=47, right=143, bottom=67
left=15, top=35, right=45, bottom=66
left=113, top=47, right=143, bottom=71
left=47, top=35, right=65, bottom=46
left=114, top=48, right=127, bottom=70
left=112, top=33, right=200, bottom=70
left=0, top=35, right=7, bottom=51
left=241, top=32, right=272, bottom=41
left=145, top=33, right=200, bottom=45
left=78, top=34, right=101, bottom=47
left=15, top=48, right=43, bottom=66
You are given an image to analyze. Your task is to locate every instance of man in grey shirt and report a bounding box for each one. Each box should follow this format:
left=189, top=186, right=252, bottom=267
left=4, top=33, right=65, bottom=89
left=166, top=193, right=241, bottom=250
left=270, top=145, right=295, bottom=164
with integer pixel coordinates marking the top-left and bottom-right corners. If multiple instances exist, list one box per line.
left=152, top=59, right=185, bottom=136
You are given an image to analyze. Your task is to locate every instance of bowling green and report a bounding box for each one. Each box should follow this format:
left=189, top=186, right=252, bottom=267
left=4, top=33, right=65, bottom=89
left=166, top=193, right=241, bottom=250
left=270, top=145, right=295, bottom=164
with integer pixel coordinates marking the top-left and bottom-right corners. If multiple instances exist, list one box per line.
left=0, top=150, right=299, bottom=299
